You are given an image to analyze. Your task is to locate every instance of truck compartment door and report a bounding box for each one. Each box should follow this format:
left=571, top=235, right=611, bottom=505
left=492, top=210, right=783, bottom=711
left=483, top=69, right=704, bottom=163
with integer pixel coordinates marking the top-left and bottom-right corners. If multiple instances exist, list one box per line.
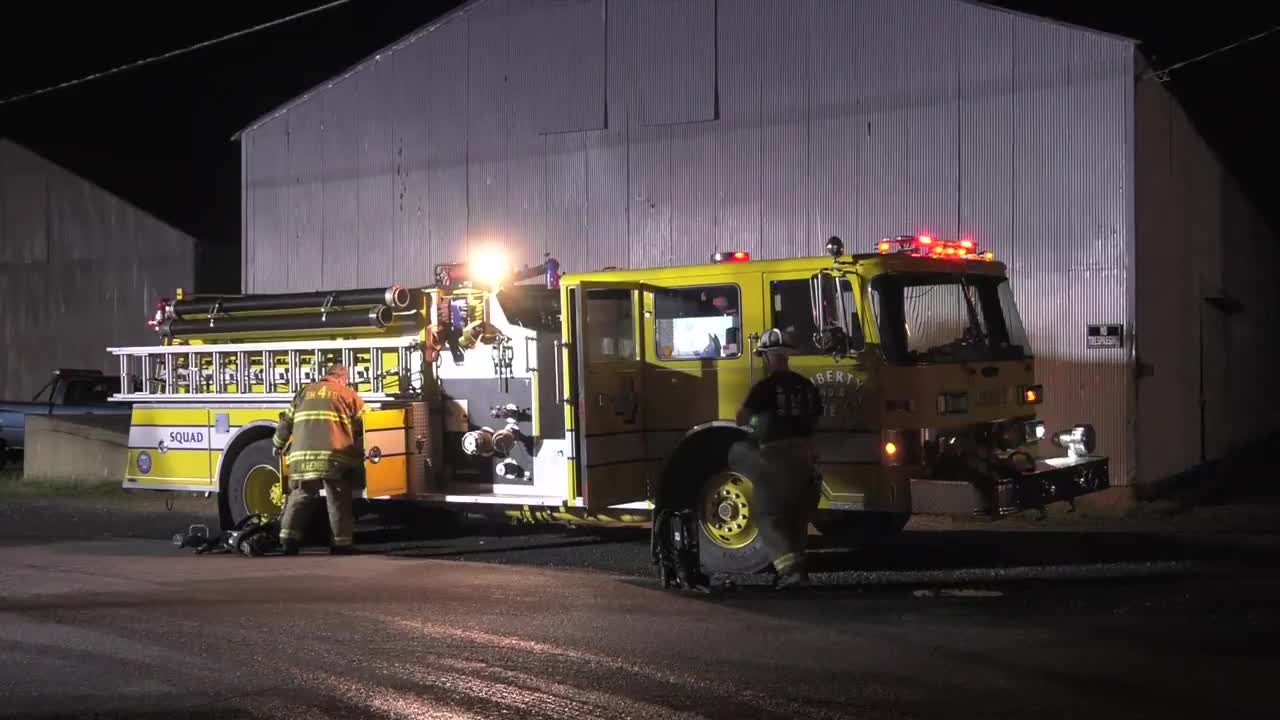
left=565, top=282, right=648, bottom=509
left=361, top=408, right=411, bottom=498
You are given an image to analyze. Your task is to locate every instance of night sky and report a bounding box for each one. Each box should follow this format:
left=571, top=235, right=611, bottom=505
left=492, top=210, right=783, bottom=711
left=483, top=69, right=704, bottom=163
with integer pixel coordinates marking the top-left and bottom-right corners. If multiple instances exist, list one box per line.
left=1, top=1, right=1275, bottom=294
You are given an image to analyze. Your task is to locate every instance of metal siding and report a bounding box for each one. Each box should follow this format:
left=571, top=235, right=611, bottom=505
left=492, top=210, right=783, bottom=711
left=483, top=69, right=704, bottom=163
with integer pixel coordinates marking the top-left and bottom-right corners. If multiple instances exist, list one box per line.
left=629, top=123, right=672, bottom=268
left=248, top=122, right=289, bottom=294
left=1066, top=32, right=1128, bottom=274
left=390, top=35, right=435, bottom=287
left=581, top=0, right=632, bottom=271
left=1011, top=17, right=1072, bottom=273
left=715, top=0, right=764, bottom=256
left=668, top=122, right=717, bottom=266
left=1066, top=32, right=1133, bottom=482
left=585, top=128, right=630, bottom=271
left=505, top=9, right=548, bottom=267
left=1134, top=78, right=1197, bottom=484
left=854, top=0, right=912, bottom=243
left=426, top=15, right=470, bottom=270
left=957, top=4, right=1014, bottom=260
left=760, top=0, right=810, bottom=259
left=807, top=0, right=857, bottom=248
left=632, top=0, right=716, bottom=126
left=287, top=110, right=324, bottom=293
left=467, top=0, right=509, bottom=249
left=356, top=61, right=396, bottom=288
left=0, top=144, right=47, bottom=264
left=545, top=131, right=589, bottom=264
left=528, top=0, right=606, bottom=134
left=321, top=80, right=359, bottom=290
left=0, top=140, right=194, bottom=399
left=906, top=0, right=959, bottom=241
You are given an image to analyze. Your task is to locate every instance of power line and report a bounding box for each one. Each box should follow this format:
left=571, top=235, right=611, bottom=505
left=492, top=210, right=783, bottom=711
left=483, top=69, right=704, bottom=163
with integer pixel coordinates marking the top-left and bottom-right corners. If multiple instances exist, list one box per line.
left=0, top=0, right=356, bottom=107
left=1146, top=25, right=1280, bottom=82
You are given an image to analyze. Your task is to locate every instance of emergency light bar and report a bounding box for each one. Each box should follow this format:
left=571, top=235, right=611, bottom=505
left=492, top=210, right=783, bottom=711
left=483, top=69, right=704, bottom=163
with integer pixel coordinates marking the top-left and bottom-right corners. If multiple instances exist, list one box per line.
left=711, top=250, right=750, bottom=263
left=877, top=235, right=994, bottom=261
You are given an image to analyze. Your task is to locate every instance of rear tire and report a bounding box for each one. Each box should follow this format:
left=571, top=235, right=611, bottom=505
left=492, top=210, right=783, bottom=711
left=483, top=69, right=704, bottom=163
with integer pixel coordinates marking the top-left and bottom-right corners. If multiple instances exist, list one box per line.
left=814, top=511, right=909, bottom=547
left=224, top=438, right=287, bottom=529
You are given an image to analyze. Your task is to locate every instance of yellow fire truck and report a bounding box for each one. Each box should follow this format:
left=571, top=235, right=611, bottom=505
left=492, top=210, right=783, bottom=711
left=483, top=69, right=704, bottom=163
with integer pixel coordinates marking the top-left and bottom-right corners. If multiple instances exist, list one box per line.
left=107, top=234, right=1108, bottom=576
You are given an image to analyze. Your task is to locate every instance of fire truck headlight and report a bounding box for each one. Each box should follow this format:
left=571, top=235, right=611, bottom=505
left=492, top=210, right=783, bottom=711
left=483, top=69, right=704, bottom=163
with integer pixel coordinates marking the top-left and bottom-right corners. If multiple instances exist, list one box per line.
left=468, top=248, right=511, bottom=288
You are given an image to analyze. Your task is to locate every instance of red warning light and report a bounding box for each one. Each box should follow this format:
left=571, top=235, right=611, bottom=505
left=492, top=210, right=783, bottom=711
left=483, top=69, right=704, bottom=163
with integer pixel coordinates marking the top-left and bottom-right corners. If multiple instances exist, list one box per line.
left=959, top=239, right=974, bottom=249
left=712, top=250, right=751, bottom=263
left=918, top=235, right=934, bottom=245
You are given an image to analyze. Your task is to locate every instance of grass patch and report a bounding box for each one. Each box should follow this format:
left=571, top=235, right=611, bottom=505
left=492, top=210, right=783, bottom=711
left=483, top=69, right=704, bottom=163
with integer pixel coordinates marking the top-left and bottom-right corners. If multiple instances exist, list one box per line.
left=0, top=469, right=128, bottom=498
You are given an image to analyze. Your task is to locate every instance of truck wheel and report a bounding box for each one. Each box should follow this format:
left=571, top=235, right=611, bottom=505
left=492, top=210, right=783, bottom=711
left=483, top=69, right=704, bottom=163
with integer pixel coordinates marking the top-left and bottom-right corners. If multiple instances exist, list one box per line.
left=813, top=511, right=909, bottom=547
left=696, top=470, right=773, bottom=575
left=225, top=438, right=286, bottom=526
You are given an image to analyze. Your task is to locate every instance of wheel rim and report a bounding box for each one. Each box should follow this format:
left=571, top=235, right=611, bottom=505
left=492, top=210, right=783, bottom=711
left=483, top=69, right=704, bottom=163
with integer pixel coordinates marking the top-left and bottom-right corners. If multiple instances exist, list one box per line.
left=701, top=472, right=757, bottom=549
left=243, top=463, right=285, bottom=516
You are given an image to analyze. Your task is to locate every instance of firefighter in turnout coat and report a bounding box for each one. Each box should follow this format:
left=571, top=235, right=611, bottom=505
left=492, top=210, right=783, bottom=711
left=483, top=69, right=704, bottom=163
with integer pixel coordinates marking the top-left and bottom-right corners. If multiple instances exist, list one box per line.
left=729, top=329, right=823, bottom=588
left=272, top=363, right=367, bottom=554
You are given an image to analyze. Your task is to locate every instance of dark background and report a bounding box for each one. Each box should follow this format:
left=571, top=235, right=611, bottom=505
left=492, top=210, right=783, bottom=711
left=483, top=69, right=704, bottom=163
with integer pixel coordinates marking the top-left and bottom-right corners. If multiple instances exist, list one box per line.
left=0, top=1, right=1275, bottom=293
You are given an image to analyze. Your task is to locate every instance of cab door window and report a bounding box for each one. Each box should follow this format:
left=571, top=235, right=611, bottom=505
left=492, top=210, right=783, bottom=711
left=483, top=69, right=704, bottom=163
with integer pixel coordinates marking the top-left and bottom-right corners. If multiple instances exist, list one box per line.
left=654, top=284, right=742, bottom=360
left=770, top=278, right=861, bottom=354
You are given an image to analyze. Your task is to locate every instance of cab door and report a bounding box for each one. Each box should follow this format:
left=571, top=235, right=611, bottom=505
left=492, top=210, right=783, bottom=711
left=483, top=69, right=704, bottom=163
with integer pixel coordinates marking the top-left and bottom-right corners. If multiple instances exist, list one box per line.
left=562, top=282, right=648, bottom=509
left=760, top=270, right=880, bottom=506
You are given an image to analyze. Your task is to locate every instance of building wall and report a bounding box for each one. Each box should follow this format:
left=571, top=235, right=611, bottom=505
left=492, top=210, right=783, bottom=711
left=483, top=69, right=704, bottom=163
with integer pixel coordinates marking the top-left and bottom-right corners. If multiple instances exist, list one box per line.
left=240, top=0, right=1139, bottom=483
left=1134, top=66, right=1280, bottom=487
left=0, top=140, right=194, bottom=400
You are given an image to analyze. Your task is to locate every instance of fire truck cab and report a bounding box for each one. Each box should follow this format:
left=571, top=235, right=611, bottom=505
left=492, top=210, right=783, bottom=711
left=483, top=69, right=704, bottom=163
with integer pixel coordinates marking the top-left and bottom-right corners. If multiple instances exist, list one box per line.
left=107, top=234, right=1109, bottom=575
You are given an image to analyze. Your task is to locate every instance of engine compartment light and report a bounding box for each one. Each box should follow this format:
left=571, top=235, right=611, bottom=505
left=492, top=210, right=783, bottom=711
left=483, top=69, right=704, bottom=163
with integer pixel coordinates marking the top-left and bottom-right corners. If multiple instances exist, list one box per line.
left=1020, top=385, right=1043, bottom=404
left=1052, top=424, right=1097, bottom=459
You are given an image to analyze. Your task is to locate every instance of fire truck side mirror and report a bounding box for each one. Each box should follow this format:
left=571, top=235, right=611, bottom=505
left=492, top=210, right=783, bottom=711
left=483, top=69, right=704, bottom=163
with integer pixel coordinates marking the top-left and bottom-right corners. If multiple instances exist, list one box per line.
left=810, top=272, right=857, bottom=358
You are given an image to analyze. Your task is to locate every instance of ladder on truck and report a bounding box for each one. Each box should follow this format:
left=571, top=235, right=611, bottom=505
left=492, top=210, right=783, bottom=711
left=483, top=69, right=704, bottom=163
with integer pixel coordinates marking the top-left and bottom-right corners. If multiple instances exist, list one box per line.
left=107, top=337, right=425, bottom=403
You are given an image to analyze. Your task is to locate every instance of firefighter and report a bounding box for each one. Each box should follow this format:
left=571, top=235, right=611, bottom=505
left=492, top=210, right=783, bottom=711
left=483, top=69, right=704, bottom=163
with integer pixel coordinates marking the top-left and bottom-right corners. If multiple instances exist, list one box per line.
left=272, top=363, right=366, bottom=555
left=730, top=329, right=823, bottom=588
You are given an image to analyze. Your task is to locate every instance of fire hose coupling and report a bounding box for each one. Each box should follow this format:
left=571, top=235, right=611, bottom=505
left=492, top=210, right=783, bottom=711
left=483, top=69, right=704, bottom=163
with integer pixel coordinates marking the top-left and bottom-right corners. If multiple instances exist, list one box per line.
left=1051, top=424, right=1097, bottom=459
left=462, top=425, right=522, bottom=457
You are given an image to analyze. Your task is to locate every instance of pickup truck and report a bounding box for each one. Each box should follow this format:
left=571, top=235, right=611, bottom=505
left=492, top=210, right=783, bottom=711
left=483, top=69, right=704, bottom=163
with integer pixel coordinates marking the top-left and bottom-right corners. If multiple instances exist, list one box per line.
left=0, top=369, right=134, bottom=468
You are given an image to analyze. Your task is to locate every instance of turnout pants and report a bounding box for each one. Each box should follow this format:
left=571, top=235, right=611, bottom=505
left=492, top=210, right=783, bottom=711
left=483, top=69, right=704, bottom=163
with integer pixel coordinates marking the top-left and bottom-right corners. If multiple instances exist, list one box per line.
left=279, top=461, right=357, bottom=548
left=729, top=437, right=820, bottom=575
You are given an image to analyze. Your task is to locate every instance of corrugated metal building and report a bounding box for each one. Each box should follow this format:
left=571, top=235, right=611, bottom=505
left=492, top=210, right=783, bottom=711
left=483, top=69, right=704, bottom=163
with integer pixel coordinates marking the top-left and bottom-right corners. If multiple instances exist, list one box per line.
left=0, top=139, right=195, bottom=399
left=234, top=0, right=1278, bottom=490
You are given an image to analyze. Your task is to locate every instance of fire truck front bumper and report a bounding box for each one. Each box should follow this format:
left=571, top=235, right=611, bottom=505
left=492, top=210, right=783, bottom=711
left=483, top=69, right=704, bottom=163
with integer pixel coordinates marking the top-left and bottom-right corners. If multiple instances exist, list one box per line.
left=909, top=454, right=1111, bottom=517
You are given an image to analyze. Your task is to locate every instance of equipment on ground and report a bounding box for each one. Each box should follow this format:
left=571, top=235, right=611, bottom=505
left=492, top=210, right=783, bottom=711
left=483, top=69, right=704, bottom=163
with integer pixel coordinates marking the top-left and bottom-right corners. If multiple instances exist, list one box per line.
left=173, top=514, right=281, bottom=557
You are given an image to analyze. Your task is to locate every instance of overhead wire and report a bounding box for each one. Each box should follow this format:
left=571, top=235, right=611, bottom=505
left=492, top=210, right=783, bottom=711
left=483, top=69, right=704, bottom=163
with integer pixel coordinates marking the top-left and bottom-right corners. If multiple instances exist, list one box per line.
left=1145, top=24, right=1280, bottom=82
left=0, top=0, right=356, bottom=107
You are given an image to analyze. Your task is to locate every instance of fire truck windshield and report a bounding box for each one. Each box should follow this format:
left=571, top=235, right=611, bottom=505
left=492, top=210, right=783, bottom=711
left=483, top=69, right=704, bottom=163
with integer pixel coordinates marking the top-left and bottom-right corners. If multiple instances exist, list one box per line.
left=868, top=272, right=1031, bottom=365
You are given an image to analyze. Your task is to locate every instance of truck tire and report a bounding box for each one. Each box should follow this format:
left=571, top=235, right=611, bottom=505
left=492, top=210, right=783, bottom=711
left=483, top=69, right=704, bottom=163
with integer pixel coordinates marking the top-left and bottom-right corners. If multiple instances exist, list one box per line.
left=696, top=469, right=774, bottom=575
left=813, top=511, right=909, bottom=547
left=224, top=438, right=287, bottom=527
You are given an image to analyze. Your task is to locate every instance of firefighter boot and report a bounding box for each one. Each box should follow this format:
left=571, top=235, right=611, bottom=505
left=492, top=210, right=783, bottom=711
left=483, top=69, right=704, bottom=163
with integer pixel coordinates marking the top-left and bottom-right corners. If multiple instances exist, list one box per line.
left=773, top=552, right=810, bottom=590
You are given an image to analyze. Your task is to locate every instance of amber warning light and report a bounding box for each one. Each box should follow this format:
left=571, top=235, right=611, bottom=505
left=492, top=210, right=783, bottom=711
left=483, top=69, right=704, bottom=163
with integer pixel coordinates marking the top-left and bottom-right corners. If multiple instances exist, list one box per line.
left=877, top=235, right=994, bottom=261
